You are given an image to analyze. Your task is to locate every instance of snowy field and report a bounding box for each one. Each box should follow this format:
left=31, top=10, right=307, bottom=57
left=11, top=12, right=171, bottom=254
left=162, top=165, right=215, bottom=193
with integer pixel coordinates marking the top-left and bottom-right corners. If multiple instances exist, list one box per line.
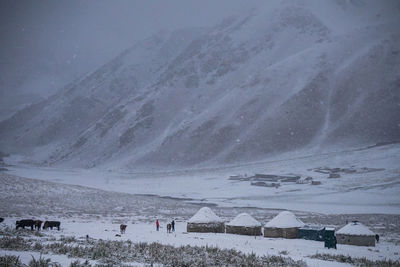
left=5, top=143, right=400, bottom=214
left=1, top=144, right=400, bottom=266
left=1, top=217, right=400, bottom=266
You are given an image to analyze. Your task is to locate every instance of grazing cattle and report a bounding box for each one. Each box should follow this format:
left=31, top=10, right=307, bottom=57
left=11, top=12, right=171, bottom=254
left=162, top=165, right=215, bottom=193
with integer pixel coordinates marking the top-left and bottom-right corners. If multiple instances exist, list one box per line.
left=0, top=218, right=4, bottom=223
left=167, top=223, right=172, bottom=233
left=43, top=221, right=60, bottom=230
left=34, top=220, right=43, bottom=230
left=16, top=219, right=35, bottom=230
left=120, top=224, right=127, bottom=234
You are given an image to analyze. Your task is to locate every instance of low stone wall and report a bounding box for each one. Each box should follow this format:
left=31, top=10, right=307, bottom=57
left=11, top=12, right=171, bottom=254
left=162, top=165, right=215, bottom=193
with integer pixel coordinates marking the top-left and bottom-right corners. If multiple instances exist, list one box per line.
left=264, top=227, right=299, bottom=239
left=337, top=234, right=375, bottom=246
left=226, top=225, right=262, bottom=236
left=187, top=222, right=225, bottom=233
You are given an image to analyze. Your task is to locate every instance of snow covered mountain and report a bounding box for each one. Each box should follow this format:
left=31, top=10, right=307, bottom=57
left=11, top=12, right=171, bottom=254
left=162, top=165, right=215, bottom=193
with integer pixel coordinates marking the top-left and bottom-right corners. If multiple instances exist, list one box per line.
left=1, top=0, right=399, bottom=169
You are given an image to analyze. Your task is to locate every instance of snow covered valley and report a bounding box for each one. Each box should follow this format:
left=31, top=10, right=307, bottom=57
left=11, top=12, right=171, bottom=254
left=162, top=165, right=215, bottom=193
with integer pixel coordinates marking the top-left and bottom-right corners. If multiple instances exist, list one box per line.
left=1, top=0, right=400, bottom=265
left=1, top=143, right=400, bottom=266
left=5, top=143, right=400, bottom=214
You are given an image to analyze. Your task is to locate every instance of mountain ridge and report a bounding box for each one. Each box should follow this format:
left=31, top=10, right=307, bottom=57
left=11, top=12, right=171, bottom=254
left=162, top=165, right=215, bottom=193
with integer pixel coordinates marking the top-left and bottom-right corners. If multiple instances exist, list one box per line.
left=1, top=1, right=399, bottom=169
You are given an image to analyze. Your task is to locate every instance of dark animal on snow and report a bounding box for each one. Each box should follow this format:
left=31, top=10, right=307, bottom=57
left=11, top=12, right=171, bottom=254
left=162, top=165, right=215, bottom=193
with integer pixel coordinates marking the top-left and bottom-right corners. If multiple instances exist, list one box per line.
left=115, top=234, right=121, bottom=237
left=167, top=223, right=172, bottom=233
left=375, top=234, right=380, bottom=243
left=34, top=220, right=43, bottom=230
left=0, top=218, right=4, bottom=223
left=16, top=219, right=35, bottom=230
left=120, top=224, right=127, bottom=234
left=43, top=221, right=60, bottom=230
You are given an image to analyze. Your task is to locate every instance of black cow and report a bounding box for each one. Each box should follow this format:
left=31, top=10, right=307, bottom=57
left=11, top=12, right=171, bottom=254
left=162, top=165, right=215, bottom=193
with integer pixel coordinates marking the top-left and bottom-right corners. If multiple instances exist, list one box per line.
left=16, top=219, right=35, bottom=230
left=43, top=221, right=60, bottom=230
left=34, top=220, right=43, bottom=230
left=0, top=218, right=4, bottom=223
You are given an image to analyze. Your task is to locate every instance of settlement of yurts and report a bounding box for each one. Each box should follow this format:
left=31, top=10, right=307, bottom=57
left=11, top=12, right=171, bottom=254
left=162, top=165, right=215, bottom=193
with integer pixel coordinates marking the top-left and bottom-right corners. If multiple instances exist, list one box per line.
left=186, top=207, right=379, bottom=247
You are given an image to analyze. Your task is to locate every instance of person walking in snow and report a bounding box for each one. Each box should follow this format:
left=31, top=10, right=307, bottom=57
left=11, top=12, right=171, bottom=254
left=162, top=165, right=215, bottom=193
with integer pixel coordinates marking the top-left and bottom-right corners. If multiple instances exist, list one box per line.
left=171, top=220, right=175, bottom=232
left=156, top=219, right=159, bottom=231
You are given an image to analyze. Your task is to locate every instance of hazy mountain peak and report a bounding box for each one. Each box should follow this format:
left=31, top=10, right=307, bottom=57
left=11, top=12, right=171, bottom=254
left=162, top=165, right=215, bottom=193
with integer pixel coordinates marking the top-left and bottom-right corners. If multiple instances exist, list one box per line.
left=1, top=1, right=399, bottom=169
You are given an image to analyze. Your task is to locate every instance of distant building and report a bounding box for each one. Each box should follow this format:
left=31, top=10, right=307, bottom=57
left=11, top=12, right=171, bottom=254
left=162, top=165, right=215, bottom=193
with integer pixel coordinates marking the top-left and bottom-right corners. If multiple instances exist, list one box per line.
left=264, top=211, right=304, bottom=239
left=226, top=213, right=262, bottom=236
left=336, top=221, right=375, bottom=246
left=187, top=207, right=225, bottom=233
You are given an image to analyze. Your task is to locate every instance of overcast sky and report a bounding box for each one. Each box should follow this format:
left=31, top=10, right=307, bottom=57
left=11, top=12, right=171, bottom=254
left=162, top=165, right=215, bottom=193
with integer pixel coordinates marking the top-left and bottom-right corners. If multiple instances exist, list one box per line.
left=0, top=0, right=256, bottom=104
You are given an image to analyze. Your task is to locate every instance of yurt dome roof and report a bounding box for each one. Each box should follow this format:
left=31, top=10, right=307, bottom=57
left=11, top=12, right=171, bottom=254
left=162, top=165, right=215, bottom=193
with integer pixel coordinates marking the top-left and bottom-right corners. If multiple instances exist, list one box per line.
left=265, top=211, right=304, bottom=228
left=337, top=221, right=375, bottom=236
left=227, top=213, right=261, bottom=227
left=188, top=207, right=224, bottom=223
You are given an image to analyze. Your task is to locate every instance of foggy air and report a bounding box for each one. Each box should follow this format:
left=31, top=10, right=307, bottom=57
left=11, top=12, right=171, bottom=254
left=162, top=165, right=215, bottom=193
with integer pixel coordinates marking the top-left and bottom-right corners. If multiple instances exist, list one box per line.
left=0, top=1, right=399, bottom=265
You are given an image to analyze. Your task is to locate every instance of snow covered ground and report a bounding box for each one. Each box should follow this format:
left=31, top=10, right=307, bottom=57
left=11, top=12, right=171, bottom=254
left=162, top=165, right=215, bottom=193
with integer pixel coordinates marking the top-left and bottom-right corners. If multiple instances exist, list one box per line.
left=1, top=216, right=399, bottom=266
left=1, top=144, right=400, bottom=265
left=5, top=143, right=400, bottom=214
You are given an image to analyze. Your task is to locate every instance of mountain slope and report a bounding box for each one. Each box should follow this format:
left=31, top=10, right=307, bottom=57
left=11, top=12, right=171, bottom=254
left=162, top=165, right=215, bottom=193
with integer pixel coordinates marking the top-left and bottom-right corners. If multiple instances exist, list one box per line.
left=1, top=1, right=399, bottom=169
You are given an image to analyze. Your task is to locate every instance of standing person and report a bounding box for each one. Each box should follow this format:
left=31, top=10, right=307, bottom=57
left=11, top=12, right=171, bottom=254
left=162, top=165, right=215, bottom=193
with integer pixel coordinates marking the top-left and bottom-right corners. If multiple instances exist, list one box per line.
left=156, top=219, right=159, bottom=231
left=171, top=220, right=175, bottom=232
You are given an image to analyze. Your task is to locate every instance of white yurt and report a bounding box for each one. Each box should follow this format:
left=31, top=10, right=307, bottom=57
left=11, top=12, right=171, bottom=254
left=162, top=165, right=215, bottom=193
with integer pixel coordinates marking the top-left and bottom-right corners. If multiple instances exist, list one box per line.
left=226, top=213, right=262, bottom=236
left=336, top=221, right=375, bottom=246
left=187, top=207, right=225, bottom=233
left=264, top=211, right=304, bottom=238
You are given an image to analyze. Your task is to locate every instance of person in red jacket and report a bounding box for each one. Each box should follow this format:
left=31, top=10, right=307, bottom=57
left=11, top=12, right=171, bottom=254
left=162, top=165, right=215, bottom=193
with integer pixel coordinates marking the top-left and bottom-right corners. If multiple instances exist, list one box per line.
left=156, top=219, right=159, bottom=231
